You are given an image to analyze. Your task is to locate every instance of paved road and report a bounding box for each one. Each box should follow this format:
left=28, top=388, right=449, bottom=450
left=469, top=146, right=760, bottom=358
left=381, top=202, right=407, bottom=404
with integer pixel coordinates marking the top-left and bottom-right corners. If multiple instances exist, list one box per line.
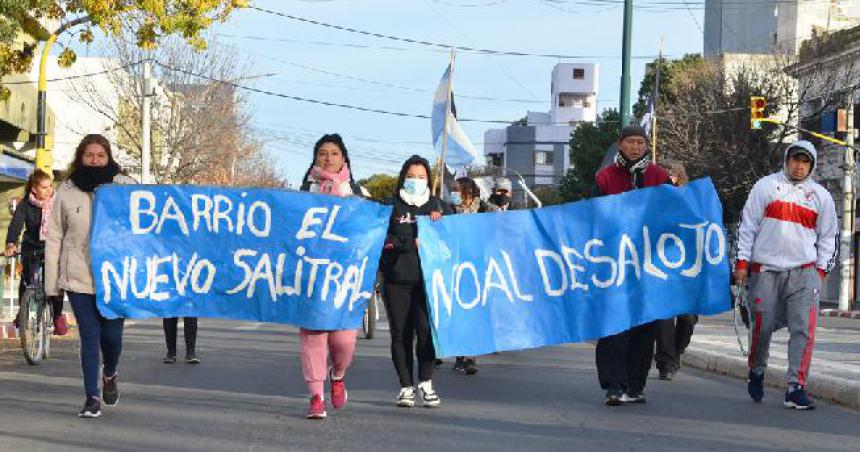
left=1, top=319, right=858, bottom=452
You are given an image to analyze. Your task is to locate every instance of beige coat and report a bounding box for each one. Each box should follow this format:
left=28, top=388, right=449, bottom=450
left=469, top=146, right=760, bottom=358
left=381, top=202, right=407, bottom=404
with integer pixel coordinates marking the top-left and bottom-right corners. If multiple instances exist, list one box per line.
left=45, top=175, right=135, bottom=296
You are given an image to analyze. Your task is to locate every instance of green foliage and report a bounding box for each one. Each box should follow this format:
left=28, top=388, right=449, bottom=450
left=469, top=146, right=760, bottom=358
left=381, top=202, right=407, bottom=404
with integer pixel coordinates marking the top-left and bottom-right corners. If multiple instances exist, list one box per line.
left=558, top=109, right=620, bottom=202
left=0, top=1, right=245, bottom=78
left=358, top=173, right=398, bottom=201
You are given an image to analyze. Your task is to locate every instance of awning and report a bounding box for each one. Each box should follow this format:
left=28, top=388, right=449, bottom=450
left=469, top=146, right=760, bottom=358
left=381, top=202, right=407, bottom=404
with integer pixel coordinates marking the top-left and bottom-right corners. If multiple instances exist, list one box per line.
left=0, top=153, right=33, bottom=182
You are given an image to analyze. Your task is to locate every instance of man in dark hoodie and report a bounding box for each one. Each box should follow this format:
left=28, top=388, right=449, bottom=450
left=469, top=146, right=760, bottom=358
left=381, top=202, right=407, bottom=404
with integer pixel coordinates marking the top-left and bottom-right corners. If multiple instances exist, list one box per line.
left=380, top=155, right=451, bottom=409
left=593, top=125, right=671, bottom=406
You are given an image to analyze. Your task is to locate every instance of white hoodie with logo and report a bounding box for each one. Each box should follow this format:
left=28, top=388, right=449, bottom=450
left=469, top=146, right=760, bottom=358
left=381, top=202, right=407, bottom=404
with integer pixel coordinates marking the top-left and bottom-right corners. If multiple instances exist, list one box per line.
left=736, top=141, right=838, bottom=273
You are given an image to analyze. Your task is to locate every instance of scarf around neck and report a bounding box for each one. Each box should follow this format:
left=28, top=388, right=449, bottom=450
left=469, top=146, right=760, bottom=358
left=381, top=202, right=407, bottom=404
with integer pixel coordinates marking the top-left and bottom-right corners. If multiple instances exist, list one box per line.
left=71, top=162, right=120, bottom=193
left=614, top=152, right=651, bottom=188
left=309, top=165, right=352, bottom=197
left=455, top=197, right=481, bottom=214
left=28, top=192, right=55, bottom=241
left=399, top=187, right=431, bottom=207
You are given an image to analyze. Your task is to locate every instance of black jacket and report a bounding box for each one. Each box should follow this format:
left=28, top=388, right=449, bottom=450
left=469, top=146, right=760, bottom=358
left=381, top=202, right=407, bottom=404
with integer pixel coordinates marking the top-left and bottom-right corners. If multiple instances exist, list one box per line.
left=381, top=195, right=451, bottom=285
left=6, top=197, right=44, bottom=251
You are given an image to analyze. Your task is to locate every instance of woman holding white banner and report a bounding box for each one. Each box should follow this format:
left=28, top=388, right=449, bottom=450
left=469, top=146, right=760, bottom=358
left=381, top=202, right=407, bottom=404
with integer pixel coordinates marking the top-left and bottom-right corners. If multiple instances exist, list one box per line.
left=45, top=134, right=136, bottom=419
left=297, top=134, right=364, bottom=420
left=381, top=155, right=450, bottom=408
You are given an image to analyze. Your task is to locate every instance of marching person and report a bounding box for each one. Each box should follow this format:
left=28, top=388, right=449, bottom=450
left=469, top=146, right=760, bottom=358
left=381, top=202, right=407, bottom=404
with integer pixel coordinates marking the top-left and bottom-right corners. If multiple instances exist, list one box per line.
left=592, top=125, right=670, bottom=406
left=381, top=155, right=449, bottom=408
left=5, top=169, right=67, bottom=335
left=449, top=176, right=495, bottom=375
left=45, top=134, right=136, bottom=418
left=162, top=317, right=199, bottom=364
left=654, top=160, right=698, bottom=380
left=488, top=177, right=513, bottom=211
left=735, top=140, right=837, bottom=410
left=297, top=133, right=364, bottom=420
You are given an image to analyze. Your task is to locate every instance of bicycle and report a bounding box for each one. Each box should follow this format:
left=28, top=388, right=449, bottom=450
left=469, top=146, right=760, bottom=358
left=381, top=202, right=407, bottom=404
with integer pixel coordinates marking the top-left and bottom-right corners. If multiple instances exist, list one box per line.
left=15, top=248, right=53, bottom=365
left=732, top=283, right=751, bottom=357
left=363, top=278, right=382, bottom=339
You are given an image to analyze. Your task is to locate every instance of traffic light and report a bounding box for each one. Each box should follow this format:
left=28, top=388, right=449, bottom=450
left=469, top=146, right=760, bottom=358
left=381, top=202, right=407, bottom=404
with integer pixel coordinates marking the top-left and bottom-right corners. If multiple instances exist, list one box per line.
left=750, top=96, right=766, bottom=129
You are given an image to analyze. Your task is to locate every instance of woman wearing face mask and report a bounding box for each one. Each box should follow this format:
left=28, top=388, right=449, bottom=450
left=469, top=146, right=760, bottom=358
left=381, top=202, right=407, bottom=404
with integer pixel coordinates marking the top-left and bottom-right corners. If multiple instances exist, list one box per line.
left=449, top=176, right=495, bottom=375
left=5, top=169, right=67, bottom=336
left=381, top=155, right=450, bottom=408
left=45, top=134, right=135, bottom=418
left=298, top=134, right=364, bottom=420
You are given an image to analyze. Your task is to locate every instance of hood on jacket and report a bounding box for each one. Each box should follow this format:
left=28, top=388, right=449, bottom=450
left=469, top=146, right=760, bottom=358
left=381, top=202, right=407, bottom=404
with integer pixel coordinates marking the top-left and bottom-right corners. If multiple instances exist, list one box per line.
left=783, top=140, right=817, bottom=183
left=395, top=155, right=433, bottom=192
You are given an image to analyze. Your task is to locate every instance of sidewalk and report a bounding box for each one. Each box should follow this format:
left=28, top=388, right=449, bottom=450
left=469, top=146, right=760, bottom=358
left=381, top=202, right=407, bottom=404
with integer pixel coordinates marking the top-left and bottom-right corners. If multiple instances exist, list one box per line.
left=682, top=311, right=860, bottom=409
left=0, top=312, right=76, bottom=339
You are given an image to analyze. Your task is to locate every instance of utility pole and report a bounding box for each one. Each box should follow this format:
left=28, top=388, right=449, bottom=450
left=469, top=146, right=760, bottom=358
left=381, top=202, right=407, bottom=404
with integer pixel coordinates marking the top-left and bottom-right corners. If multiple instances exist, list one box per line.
left=839, top=93, right=856, bottom=311
left=141, top=60, right=153, bottom=184
left=619, top=0, right=633, bottom=127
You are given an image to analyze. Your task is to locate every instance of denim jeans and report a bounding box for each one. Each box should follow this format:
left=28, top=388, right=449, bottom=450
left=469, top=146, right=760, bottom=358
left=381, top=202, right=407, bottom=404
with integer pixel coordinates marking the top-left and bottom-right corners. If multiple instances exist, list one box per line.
left=68, top=292, right=124, bottom=398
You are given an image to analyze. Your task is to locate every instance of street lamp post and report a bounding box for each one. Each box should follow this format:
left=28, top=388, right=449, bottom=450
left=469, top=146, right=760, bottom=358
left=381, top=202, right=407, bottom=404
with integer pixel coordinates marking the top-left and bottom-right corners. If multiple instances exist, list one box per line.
left=34, top=33, right=58, bottom=175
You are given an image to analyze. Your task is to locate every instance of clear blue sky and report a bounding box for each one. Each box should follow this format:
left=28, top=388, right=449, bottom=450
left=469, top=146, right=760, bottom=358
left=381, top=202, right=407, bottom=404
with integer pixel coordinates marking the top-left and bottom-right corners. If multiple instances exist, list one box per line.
left=205, top=0, right=706, bottom=186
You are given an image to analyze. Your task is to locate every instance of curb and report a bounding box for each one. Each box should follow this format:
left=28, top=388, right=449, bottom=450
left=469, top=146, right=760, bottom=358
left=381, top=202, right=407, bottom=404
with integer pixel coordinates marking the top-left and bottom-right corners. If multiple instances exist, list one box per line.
left=819, top=309, right=860, bottom=319
left=0, top=312, right=76, bottom=339
left=682, top=346, right=860, bottom=410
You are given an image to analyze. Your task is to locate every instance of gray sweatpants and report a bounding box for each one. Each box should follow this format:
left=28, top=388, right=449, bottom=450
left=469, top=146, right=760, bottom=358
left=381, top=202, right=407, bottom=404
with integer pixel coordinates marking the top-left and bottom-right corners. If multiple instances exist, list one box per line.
left=747, top=266, right=820, bottom=387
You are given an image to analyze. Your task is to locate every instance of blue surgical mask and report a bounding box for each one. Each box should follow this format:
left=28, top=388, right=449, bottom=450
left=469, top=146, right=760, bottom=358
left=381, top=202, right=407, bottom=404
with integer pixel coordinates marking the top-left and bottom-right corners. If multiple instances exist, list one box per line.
left=403, top=178, right=428, bottom=196
left=449, top=191, right=462, bottom=206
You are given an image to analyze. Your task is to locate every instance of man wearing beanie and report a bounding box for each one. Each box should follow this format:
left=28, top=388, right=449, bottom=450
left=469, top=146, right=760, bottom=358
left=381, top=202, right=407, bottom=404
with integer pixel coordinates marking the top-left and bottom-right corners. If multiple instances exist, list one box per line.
left=593, top=124, right=671, bottom=406
left=735, top=140, right=837, bottom=410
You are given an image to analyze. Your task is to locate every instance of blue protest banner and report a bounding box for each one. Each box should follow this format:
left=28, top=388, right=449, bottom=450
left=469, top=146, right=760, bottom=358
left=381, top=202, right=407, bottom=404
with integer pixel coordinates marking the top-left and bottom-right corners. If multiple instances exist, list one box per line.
left=91, top=185, right=391, bottom=330
left=418, top=178, right=731, bottom=357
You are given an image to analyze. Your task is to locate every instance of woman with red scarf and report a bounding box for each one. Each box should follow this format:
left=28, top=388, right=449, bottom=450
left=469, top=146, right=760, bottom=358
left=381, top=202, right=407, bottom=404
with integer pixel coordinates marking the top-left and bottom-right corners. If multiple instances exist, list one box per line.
left=298, top=134, right=365, bottom=419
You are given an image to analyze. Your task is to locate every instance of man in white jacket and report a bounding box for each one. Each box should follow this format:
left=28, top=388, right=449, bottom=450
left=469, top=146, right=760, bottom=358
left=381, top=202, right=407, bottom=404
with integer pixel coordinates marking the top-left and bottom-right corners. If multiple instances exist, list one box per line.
left=734, top=140, right=838, bottom=410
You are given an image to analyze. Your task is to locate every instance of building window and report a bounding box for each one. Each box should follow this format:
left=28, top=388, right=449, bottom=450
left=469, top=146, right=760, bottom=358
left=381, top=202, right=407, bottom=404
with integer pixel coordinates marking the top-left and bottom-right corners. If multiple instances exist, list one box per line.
left=572, top=68, right=585, bottom=79
left=559, top=94, right=589, bottom=108
left=535, top=151, right=554, bottom=165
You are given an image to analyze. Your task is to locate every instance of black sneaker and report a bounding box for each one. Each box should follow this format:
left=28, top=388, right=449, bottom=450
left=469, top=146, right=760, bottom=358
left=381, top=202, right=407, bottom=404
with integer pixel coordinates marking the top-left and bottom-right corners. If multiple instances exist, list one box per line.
left=658, top=370, right=674, bottom=381
left=102, top=374, right=119, bottom=407
left=747, top=370, right=764, bottom=403
left=783, top=387, right=815, bottom=410
left=604, top=389, right=624, bottom=406
left=186, top=353, right=201, bottom=364
left=623, top=392, right=647, bottom=404
left=163, top=354, right=177, bottom=364
left=463, top=358, right=478, bottom=375
left=79, top=397, right=102, bottom=418
left=453, top=357, right=466, bottom=373
left=434, top=359, right=444, bottom=369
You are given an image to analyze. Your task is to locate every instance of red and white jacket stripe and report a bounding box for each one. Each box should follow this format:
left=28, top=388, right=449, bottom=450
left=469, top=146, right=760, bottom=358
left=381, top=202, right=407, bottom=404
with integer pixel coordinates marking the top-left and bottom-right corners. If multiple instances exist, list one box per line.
left=736, top=171, right=838, bottom=274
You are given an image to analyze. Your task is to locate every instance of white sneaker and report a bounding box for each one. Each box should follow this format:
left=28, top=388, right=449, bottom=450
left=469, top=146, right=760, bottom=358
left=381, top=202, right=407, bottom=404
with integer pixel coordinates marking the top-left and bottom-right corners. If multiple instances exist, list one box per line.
left=417, top=380, right=440, bottom=408
left=397, top=386, right=415, bottom=407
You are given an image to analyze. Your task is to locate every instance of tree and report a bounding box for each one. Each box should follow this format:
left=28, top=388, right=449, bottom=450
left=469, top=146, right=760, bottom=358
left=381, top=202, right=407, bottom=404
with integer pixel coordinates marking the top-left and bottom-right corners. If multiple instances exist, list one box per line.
left=0, top=1, right=246, bottom=97
left=533, top=186, right=564, bottom=206
left=65, top=35, right=284, bottom=186
left=358, top=173, right=398, bottom=201
left=632, top=51, right=856, bottom=224
left=558, top=109, right=620, bottom=202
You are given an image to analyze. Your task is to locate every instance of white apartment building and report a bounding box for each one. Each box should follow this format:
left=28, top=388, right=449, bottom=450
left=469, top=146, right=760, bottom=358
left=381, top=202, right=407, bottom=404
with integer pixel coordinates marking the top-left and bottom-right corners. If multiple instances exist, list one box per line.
left=484, top=63, right=598, bottom=190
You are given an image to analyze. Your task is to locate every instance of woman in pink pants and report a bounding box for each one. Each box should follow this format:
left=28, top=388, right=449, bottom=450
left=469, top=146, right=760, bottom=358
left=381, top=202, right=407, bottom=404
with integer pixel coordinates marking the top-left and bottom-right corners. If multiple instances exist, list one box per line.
left=298, top=133, right=365, bottom=419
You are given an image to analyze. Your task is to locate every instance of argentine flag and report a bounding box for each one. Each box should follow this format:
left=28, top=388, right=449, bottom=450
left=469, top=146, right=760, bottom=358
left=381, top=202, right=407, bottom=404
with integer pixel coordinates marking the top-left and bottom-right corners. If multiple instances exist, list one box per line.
left=431, top=63, right=478, bottom=169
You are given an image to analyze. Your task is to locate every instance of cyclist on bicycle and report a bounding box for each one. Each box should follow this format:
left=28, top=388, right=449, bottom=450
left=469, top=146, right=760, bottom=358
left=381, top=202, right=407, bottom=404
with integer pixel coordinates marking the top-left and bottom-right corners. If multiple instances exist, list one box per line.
left=5, top=169, right=67, bottom=335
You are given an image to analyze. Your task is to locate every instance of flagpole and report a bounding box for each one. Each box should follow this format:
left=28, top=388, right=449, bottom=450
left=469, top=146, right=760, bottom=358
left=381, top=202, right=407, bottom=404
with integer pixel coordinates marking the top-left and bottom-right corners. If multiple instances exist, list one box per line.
left=652, top=36, right=663, bottom=163
left=434, top=49, right=456, bottom=199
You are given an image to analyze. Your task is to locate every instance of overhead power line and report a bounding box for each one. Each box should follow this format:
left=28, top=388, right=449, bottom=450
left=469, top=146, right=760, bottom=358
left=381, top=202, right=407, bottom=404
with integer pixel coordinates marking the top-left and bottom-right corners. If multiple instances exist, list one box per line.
left=249, top=6, right=664, bottom=60
left=154, top=61, right=522, bottom=124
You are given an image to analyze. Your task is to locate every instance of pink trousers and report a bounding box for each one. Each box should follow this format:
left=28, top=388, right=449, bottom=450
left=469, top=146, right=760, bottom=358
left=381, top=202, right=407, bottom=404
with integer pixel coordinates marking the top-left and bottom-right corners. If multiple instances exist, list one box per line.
left=300, top=328, right=358, bottom=397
